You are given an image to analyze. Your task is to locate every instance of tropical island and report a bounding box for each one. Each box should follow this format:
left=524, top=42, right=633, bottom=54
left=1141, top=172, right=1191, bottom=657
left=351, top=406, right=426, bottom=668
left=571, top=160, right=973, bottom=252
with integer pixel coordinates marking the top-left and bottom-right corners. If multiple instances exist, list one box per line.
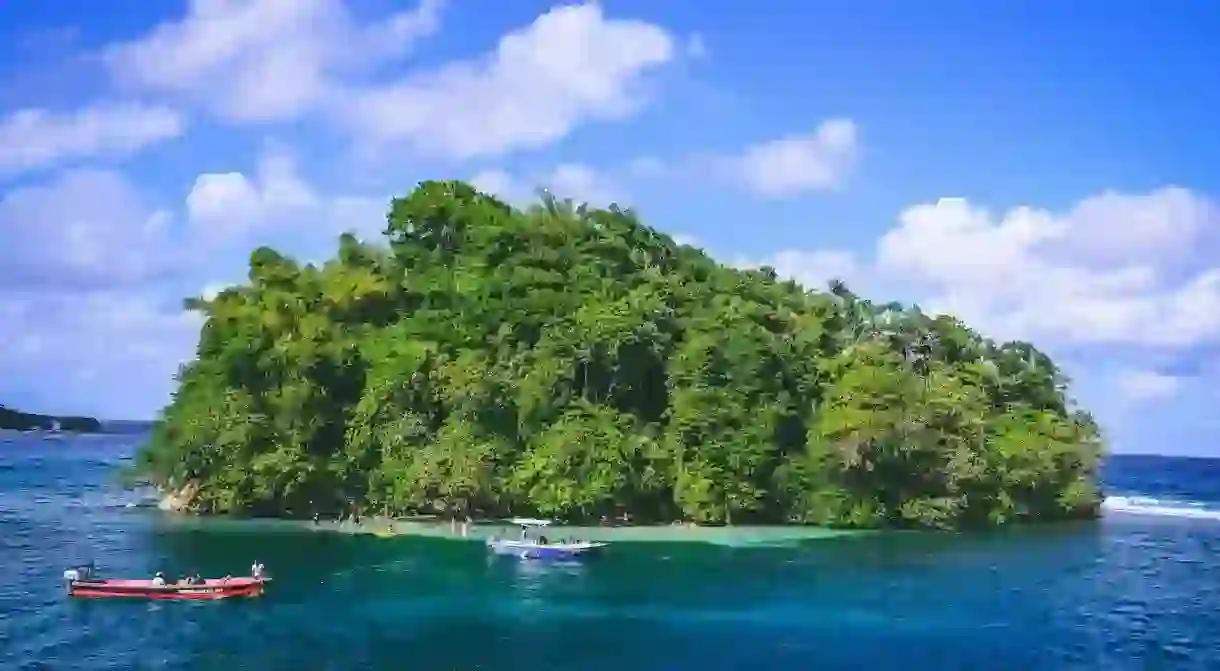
left=134, top=181, right=1104, bottom=530
left=0, top=404, right=101, bottom=433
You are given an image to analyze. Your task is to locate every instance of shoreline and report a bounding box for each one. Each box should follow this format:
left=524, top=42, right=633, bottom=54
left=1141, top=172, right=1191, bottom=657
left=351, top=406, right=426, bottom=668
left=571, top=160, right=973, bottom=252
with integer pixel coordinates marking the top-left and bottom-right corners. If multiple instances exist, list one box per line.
left=150, top=511, right=869, bottom=546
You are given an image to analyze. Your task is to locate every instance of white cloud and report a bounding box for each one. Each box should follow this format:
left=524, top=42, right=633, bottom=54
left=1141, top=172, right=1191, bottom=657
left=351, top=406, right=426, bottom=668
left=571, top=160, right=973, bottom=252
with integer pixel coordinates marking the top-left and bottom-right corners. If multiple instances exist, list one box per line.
left=619, top=119, right=859, bottom=199
left=875, top=190, right=1220, bottom=347
left=0, top=146, right=390, bottom=296
left=471, top=163, right=623, bottom=207
left=184, top=147, right=391, bottom=253
left=470, top=169, right=517, bottom=199
left=0, top=289, right=202, bottom=419
left=0, top=148, right=395, bottom=418
left=1117, top=370, right=1181, bottom=403
left=346, top=3, right=676, bottom=159
left=104, top=0, right=444, bottom=123
left=1054, top=187, right=1212, bottom=265
left=186, top=150, right=319, bottom=242
left=727, top=118, right=858, bottom=197
left=544, top=163, right=623, bottom=205
left=101, top=2, right=684, bottom=163
left=732, top=249, right=859, bottom=291
left=0, top=103, right=184, bottom=176
left=0, top=169, right=181, bottom=289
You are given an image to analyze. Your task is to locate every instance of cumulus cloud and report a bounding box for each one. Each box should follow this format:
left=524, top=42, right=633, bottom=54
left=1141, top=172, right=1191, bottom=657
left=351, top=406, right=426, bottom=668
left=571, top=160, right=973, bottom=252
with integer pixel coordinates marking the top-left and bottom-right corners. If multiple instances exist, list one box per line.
left=102, top=1, right=679, bottom=160
left=617, top=119, right=859, bottom=199
left=104, top=0, right=444, bottom=123
left=726, top=119, right=858, bottom=197
left=744, top=187, right=1220, bottom=352
left=734, top=249, right=860, bottom=290
left=0, top=169, right=182, bottom=289
left=0, top=146, right=387, bottom=294
left=469, top=169, right=518, bottom=199
left=875, top=189, right=1220, bottom=347
left=175, top=150, right=391, bottom=288
left=0, top=103, right=184, bottom=177
left=186, top=150, right=320, bottom=242
left=0, top=290, right=202, bottom=419
left=471, top=163, right=624, bottom=207
left=0, top=151, right=392, bottom=417
left=544, top=163, right=624, bottom=205
left=345, top=3, right=677, bottom=159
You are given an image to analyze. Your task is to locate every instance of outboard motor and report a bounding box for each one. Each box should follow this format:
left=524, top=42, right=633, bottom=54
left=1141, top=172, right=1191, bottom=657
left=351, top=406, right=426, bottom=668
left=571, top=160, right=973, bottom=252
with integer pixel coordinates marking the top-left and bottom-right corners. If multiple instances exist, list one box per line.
left=63, top=568, right=82, bottom=594
left=63, top=564, right=94, bottom=584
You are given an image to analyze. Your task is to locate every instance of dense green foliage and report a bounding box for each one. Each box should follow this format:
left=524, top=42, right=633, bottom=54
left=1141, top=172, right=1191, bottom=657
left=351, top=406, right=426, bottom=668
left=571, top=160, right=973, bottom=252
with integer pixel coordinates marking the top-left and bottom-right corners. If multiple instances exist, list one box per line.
left=136, top=181, right=1104, bottom=529
left=0, top=405, right=100, bottom=433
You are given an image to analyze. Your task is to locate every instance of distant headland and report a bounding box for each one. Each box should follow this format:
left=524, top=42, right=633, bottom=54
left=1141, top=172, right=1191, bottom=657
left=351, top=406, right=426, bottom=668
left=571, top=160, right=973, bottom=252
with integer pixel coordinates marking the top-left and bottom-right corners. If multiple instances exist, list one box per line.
left=0, top=404, right=102, bottom=433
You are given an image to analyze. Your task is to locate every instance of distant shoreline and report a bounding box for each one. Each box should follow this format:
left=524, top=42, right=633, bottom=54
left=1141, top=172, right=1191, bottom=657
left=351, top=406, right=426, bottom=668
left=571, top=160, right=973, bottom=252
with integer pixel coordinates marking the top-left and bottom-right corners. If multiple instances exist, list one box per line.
left=0, top=405, right=102, bottom=434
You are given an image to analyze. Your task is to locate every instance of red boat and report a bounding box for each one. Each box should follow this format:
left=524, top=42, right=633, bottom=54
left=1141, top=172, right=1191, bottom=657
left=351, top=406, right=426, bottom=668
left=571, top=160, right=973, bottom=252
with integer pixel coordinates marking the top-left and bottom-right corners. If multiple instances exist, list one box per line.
left=64, top=566, right=270, bottom=600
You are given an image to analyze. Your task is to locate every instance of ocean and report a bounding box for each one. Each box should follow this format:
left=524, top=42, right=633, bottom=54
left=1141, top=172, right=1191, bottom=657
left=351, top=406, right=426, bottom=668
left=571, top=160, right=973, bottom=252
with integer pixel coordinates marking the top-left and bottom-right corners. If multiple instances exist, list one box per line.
left=1, top=433, right=1217, bottom=670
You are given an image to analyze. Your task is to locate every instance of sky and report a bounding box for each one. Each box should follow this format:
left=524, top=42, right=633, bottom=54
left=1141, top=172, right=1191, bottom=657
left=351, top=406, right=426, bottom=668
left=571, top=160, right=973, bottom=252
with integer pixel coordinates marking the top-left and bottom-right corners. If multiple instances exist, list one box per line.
left=0, top=1, right=1218, bottom=456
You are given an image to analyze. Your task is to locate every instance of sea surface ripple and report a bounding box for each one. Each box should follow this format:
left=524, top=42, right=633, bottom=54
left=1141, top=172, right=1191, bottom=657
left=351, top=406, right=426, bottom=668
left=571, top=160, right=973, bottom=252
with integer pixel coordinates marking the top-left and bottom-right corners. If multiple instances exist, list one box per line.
left=1, top=434, right=1218, bottom=670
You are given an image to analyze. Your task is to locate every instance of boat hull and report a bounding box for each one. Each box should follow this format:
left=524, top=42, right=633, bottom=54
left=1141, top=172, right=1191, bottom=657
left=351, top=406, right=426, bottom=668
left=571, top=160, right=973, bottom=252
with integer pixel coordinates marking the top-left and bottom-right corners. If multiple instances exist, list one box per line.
left=68, top=577, right=269, bottom=600
left=488, top=540, right=607, bottom=560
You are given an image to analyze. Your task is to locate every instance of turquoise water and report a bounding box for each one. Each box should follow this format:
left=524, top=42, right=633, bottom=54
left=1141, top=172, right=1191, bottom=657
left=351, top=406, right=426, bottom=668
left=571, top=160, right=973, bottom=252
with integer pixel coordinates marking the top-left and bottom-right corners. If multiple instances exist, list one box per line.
left=2, top=434, right=1219, bottom=670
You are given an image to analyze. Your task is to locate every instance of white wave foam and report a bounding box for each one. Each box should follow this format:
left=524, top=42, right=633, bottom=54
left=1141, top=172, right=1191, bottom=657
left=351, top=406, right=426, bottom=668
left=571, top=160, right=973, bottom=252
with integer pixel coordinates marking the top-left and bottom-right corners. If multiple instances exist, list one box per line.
left=1102, top=495, right=1220, bottom=520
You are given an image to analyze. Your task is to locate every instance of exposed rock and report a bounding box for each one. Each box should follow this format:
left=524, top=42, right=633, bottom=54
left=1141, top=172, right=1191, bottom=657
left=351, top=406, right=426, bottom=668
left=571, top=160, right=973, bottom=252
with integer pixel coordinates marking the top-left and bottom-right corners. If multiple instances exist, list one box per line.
left=158, top=481, right=200, bottom=512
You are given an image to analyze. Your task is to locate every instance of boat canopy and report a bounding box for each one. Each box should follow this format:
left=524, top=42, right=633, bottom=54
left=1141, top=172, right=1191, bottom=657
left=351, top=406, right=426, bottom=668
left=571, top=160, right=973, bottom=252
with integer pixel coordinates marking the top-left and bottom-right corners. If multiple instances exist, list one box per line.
left=510, top=518, right=553, bottom=527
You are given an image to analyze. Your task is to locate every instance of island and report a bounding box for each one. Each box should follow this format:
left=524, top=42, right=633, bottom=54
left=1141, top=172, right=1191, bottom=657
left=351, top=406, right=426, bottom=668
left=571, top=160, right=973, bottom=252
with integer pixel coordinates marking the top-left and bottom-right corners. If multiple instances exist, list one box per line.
left=0, top=404, right=101, bottom=433
left=134, top=181, right=1104, bottom=530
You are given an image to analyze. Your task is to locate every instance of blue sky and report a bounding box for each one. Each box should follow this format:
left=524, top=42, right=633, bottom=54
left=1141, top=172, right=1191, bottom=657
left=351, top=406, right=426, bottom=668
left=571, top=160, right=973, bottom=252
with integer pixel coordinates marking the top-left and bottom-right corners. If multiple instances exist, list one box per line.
left=0, top=1, right=1218, bottom=456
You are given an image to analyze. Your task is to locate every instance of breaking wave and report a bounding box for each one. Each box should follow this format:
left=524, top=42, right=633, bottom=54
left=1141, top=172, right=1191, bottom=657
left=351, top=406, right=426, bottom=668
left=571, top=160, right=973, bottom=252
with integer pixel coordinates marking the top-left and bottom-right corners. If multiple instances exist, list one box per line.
left=1102, top=495, right=1220, bottom=521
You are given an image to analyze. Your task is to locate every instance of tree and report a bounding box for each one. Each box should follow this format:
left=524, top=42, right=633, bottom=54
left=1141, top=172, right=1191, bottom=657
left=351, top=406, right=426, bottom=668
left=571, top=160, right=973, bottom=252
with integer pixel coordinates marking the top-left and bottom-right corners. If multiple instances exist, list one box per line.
left=136, top=180, right=1104, bottom=529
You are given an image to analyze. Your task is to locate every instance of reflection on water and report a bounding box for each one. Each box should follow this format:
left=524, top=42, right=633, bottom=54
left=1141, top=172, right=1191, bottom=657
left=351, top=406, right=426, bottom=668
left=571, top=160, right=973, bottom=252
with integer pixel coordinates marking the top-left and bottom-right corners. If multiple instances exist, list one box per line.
left=502, top=555, right=589, bottom=610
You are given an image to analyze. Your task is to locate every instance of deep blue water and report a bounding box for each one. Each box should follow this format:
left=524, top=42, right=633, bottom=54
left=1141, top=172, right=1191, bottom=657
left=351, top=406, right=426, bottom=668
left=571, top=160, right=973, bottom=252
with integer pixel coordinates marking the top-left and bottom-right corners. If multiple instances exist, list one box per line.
left=1, top=434, right=1219, bottom=670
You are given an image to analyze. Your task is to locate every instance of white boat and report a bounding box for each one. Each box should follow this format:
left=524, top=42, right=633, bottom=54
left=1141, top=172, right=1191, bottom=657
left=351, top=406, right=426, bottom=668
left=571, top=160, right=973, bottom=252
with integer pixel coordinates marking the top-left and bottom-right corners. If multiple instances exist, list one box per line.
left=486, top=518, right=607, bottom=560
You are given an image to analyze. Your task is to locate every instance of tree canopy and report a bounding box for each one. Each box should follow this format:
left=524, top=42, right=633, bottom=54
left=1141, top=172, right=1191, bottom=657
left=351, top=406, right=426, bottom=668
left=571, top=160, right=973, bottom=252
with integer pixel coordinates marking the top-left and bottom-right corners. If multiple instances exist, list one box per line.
left=135, top=181, right=1104, bottom=530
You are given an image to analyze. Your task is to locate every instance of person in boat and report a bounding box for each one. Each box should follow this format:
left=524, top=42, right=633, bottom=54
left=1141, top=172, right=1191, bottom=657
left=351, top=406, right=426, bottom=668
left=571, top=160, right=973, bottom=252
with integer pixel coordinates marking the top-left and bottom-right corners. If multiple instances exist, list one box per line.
left=251, top=561, right=265, bottom=579
left=151, top=572, right=166, bottom=586
left=185, top=571, right=203, bottom=585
